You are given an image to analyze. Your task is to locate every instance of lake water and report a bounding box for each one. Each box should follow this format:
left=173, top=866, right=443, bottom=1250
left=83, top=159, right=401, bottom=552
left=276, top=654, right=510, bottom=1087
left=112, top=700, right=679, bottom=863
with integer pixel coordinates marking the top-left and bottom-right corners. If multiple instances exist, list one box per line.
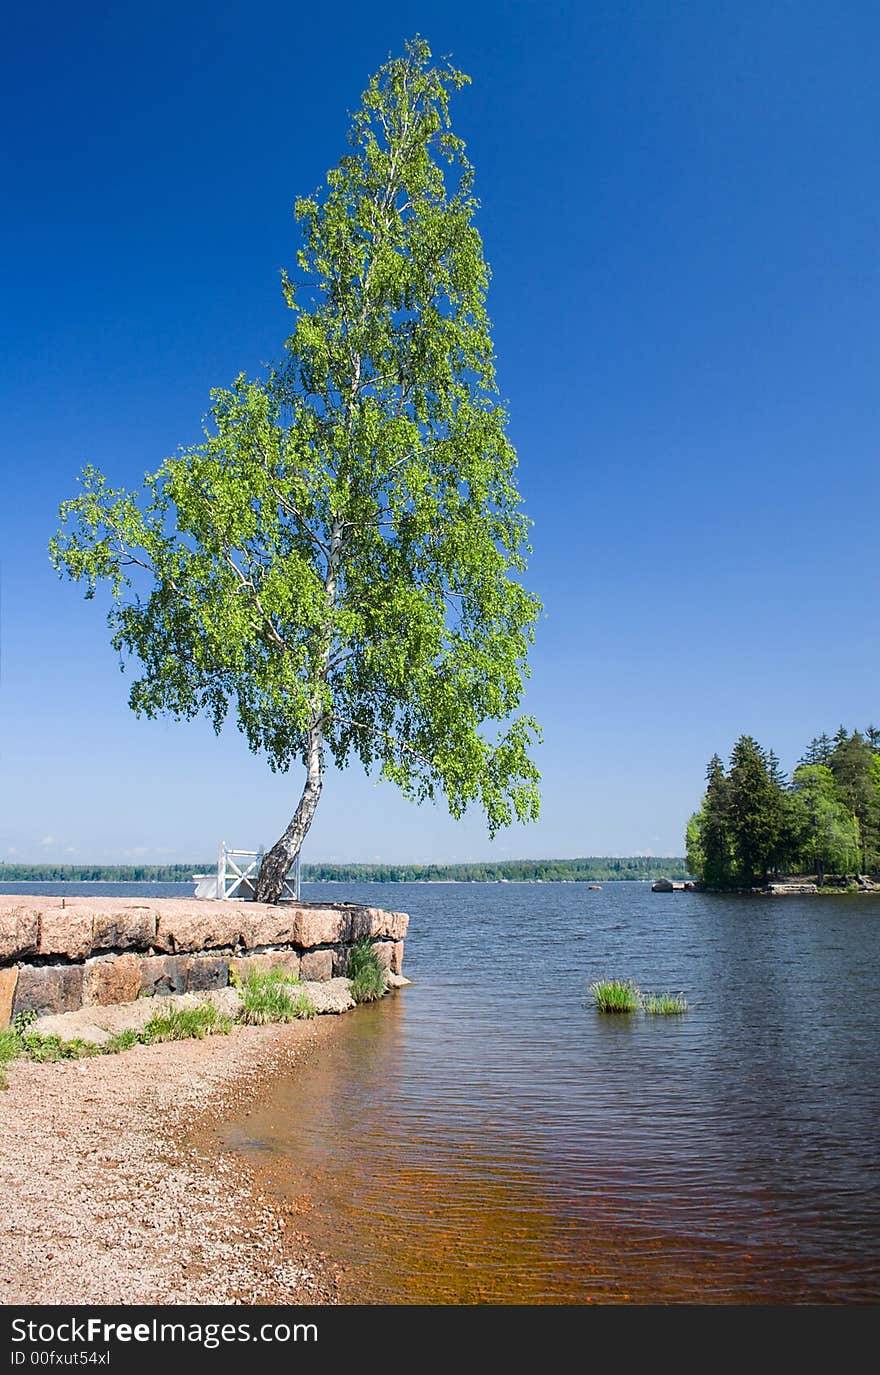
left=6, top=880, right=879, bottom=1302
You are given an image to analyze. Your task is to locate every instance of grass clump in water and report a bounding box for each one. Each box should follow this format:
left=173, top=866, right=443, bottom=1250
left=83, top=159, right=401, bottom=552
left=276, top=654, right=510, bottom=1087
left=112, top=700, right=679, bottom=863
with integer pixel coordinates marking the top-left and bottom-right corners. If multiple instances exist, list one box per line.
left=348, top=939, right=387, bottom=1004
left=641, top=991, right=688, bottom=1015
left=238, top=971, right=315, bottom=1025
left=589, top=978, right=642, bottom=1013
left=142, top=1002, right=232, bottom=1042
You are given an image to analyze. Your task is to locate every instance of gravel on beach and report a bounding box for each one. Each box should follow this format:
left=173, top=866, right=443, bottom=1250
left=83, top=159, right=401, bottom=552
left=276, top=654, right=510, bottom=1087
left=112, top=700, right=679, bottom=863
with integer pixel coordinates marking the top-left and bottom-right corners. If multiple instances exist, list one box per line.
left=0, top=1018, right=344, bottom=1305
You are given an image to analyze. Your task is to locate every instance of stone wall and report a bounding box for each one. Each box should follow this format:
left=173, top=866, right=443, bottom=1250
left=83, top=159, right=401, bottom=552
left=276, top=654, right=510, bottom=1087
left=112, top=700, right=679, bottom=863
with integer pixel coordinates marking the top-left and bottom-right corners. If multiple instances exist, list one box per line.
left=0, top=897, right=409, bottom=1026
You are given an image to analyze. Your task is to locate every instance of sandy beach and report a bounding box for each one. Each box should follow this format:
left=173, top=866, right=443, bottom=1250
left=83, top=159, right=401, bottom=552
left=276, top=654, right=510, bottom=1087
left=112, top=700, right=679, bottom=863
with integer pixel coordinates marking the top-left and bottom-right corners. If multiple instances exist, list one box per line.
left=0, top=1019, right=345, bottom=1305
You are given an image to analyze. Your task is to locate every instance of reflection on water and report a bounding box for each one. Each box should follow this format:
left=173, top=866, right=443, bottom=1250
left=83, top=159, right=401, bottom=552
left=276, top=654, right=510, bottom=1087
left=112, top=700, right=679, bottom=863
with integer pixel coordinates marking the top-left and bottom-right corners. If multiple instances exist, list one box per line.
left=39, top=878, right=870, bottom=1303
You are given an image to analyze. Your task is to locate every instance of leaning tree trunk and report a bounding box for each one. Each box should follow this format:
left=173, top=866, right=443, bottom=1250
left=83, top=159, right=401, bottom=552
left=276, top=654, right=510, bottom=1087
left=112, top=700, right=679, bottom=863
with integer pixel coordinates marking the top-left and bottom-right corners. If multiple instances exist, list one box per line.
left=256, top=509, right=341, bottom=904
left=255, top=726, right=323, bottom=904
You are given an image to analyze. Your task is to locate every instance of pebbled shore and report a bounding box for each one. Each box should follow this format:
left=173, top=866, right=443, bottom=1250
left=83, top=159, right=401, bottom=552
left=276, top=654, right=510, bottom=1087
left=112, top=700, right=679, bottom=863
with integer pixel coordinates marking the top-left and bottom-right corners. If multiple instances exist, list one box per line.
left=0, top=1017, right=346, bottom=1305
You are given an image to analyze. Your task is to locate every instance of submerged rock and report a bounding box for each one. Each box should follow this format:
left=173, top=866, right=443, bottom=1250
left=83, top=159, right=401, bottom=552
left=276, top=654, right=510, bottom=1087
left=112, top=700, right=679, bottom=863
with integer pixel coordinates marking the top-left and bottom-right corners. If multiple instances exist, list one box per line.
left=386, top=971, right=412, bottom=988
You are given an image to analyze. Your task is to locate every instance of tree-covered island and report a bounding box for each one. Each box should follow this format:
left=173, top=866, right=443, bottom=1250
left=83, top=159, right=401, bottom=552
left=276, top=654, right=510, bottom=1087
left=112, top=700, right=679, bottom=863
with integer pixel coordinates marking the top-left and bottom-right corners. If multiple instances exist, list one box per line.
left=686, top=727, right=880, bottom=888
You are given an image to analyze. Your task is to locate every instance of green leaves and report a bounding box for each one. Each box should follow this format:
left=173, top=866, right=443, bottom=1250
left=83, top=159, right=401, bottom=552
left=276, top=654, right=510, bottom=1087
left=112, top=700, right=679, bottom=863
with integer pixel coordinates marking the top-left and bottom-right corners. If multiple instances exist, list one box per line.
left=50, top=36, right=542, bottom=844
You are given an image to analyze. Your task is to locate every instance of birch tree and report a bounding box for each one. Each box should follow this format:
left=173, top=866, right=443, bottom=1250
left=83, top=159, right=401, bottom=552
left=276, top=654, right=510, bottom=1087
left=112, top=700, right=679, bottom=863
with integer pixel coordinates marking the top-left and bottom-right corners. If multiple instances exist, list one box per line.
left=50, top=38, right=542, bottom=902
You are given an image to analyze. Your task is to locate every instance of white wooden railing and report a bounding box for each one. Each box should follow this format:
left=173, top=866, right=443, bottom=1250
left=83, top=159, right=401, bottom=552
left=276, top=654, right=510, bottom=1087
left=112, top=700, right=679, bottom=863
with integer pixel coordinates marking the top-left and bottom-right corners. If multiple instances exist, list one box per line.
left=193, top=843, right=301, bottom=901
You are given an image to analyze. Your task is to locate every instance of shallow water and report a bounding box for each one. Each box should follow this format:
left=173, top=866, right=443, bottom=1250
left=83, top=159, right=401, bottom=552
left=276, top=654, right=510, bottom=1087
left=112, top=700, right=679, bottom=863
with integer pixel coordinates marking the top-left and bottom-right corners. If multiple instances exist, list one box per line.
left=224, top=880, right=880, bottom=1303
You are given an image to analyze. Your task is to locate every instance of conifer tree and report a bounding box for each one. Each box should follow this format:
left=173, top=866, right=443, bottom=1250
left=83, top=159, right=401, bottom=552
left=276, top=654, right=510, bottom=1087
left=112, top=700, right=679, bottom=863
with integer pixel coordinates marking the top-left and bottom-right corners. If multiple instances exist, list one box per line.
left=699, top=753, right=734, bottom=886
left=727, top=736, right=782, bottom=883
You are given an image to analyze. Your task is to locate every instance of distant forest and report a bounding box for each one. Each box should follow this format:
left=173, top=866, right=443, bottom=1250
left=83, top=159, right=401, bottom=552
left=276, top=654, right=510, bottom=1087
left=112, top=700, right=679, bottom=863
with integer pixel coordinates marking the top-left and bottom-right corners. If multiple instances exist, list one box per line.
left=0, top=856, right=689, bottom=884
left=687, top=725, right=880, bottom=886
left=301, top=857, right=689, bottom=882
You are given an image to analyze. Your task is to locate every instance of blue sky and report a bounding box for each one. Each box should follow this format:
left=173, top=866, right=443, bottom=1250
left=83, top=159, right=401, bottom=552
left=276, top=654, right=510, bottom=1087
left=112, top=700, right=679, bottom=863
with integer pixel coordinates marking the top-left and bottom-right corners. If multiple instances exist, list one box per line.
left=1, top=1, right=877, bottom=864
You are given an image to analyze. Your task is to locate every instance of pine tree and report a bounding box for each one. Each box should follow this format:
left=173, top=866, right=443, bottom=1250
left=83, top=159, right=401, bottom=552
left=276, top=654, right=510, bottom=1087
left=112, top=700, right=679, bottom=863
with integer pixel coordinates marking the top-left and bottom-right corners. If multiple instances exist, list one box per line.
left=700, top=754, right=734, bottom=886
left=801, top=733, right=834, bottom=767
left=800, top=738, right=822, bottom=767
left=766, top=749, right=796, bottom=874
left=816, top=733, right=834, bottom=765
left=727, top=736, right=782, bottom=883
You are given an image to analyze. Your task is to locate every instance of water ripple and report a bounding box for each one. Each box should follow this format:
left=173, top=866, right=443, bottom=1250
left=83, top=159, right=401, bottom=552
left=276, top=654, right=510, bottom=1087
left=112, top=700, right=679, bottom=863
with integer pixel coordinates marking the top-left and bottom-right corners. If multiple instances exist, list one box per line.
left=221, top=881, right=880, bottom=1303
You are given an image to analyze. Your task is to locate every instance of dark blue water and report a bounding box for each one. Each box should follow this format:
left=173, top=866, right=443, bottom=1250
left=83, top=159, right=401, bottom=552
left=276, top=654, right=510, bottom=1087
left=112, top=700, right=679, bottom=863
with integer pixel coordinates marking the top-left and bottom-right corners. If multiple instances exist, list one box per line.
left=8, top=880, right=878, bottom=1302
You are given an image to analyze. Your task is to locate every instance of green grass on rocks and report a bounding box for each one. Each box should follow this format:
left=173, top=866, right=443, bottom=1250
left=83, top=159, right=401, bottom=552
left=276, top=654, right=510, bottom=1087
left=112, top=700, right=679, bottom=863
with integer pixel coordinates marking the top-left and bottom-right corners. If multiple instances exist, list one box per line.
left=238, top=971, right=315, bottom=1025
left=142, top=1002, right=232, bottom=1042
left=348, top=939, right=387, bottom=1003
left=0, top=944, right=399, bottom=1084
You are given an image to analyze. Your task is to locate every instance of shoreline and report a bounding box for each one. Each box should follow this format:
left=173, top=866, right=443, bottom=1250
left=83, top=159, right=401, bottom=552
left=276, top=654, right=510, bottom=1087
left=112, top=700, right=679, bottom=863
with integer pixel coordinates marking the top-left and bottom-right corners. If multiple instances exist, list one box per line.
left=0, top=1018, right=348, bottom=1305
left=653, top=877, right=878, bottom=896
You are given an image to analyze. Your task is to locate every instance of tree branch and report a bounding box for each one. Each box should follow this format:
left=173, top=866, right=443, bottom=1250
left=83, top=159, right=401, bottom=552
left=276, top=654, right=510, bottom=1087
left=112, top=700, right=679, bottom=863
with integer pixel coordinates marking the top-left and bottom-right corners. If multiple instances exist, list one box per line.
left=222, top=547, right=288, bottom=650
left=116, top=543, right=195, bottom=609
left=330, top=713, right=432, bottom=768
left=271, top=489, right=332, bottom=561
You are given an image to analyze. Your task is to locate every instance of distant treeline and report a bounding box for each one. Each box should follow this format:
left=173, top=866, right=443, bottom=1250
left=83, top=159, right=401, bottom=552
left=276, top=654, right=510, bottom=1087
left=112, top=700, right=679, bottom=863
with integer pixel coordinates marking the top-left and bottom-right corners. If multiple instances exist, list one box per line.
left=0, top=856, right=689, bottom=884
left=0, top=864, right=206, bottom=882
left=687, top=725, right=880, bottom=886
left=301, top=857, right=689, bottom=882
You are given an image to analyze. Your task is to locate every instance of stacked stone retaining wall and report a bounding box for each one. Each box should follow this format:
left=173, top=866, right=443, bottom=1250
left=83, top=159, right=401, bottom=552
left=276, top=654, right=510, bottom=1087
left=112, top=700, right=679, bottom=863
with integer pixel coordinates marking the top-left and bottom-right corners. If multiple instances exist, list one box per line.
left=0, top=897, right=408, bottom=1026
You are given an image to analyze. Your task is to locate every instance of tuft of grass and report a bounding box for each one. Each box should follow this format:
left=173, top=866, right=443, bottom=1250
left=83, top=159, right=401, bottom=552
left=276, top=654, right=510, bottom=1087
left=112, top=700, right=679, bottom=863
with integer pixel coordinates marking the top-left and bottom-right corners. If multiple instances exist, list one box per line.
left=18, top=1031, right=101, bottom=1061
left=230, top=963, right=299, bottom=991
left=17, top=1032, right=65, bottom=1062
left=0, top=1027, right=21, bottom=1065
left=348, top=939, right=378, bottom=978
left=238, top=971, right=314, bottom=1025
left=350, top=964, right=386, bottom=1003
left=589, top=978, right=642, bottom=1013
left=348, top=940, right=387, bottom=1004
left=0, top=1025, right=103, bottom=1073
left=1, top=1014, right=104, bottom=1071
left=142, top=1002, right=232, bottom=1043
left=641, top=991, right=688, bottom=1015
left=288, top=990, right=317, bottom=1019
left=101, top=1029, right=140, bottom=1054
left=61, top=1037, right=101, bottom=1058
left=253, top=965, right=301, bottom=986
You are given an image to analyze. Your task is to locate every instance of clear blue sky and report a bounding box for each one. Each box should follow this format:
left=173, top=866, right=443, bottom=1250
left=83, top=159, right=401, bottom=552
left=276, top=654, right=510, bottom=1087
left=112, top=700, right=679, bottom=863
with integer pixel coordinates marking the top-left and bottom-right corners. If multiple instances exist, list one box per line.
left=1, top=1, right=877, bottom=865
